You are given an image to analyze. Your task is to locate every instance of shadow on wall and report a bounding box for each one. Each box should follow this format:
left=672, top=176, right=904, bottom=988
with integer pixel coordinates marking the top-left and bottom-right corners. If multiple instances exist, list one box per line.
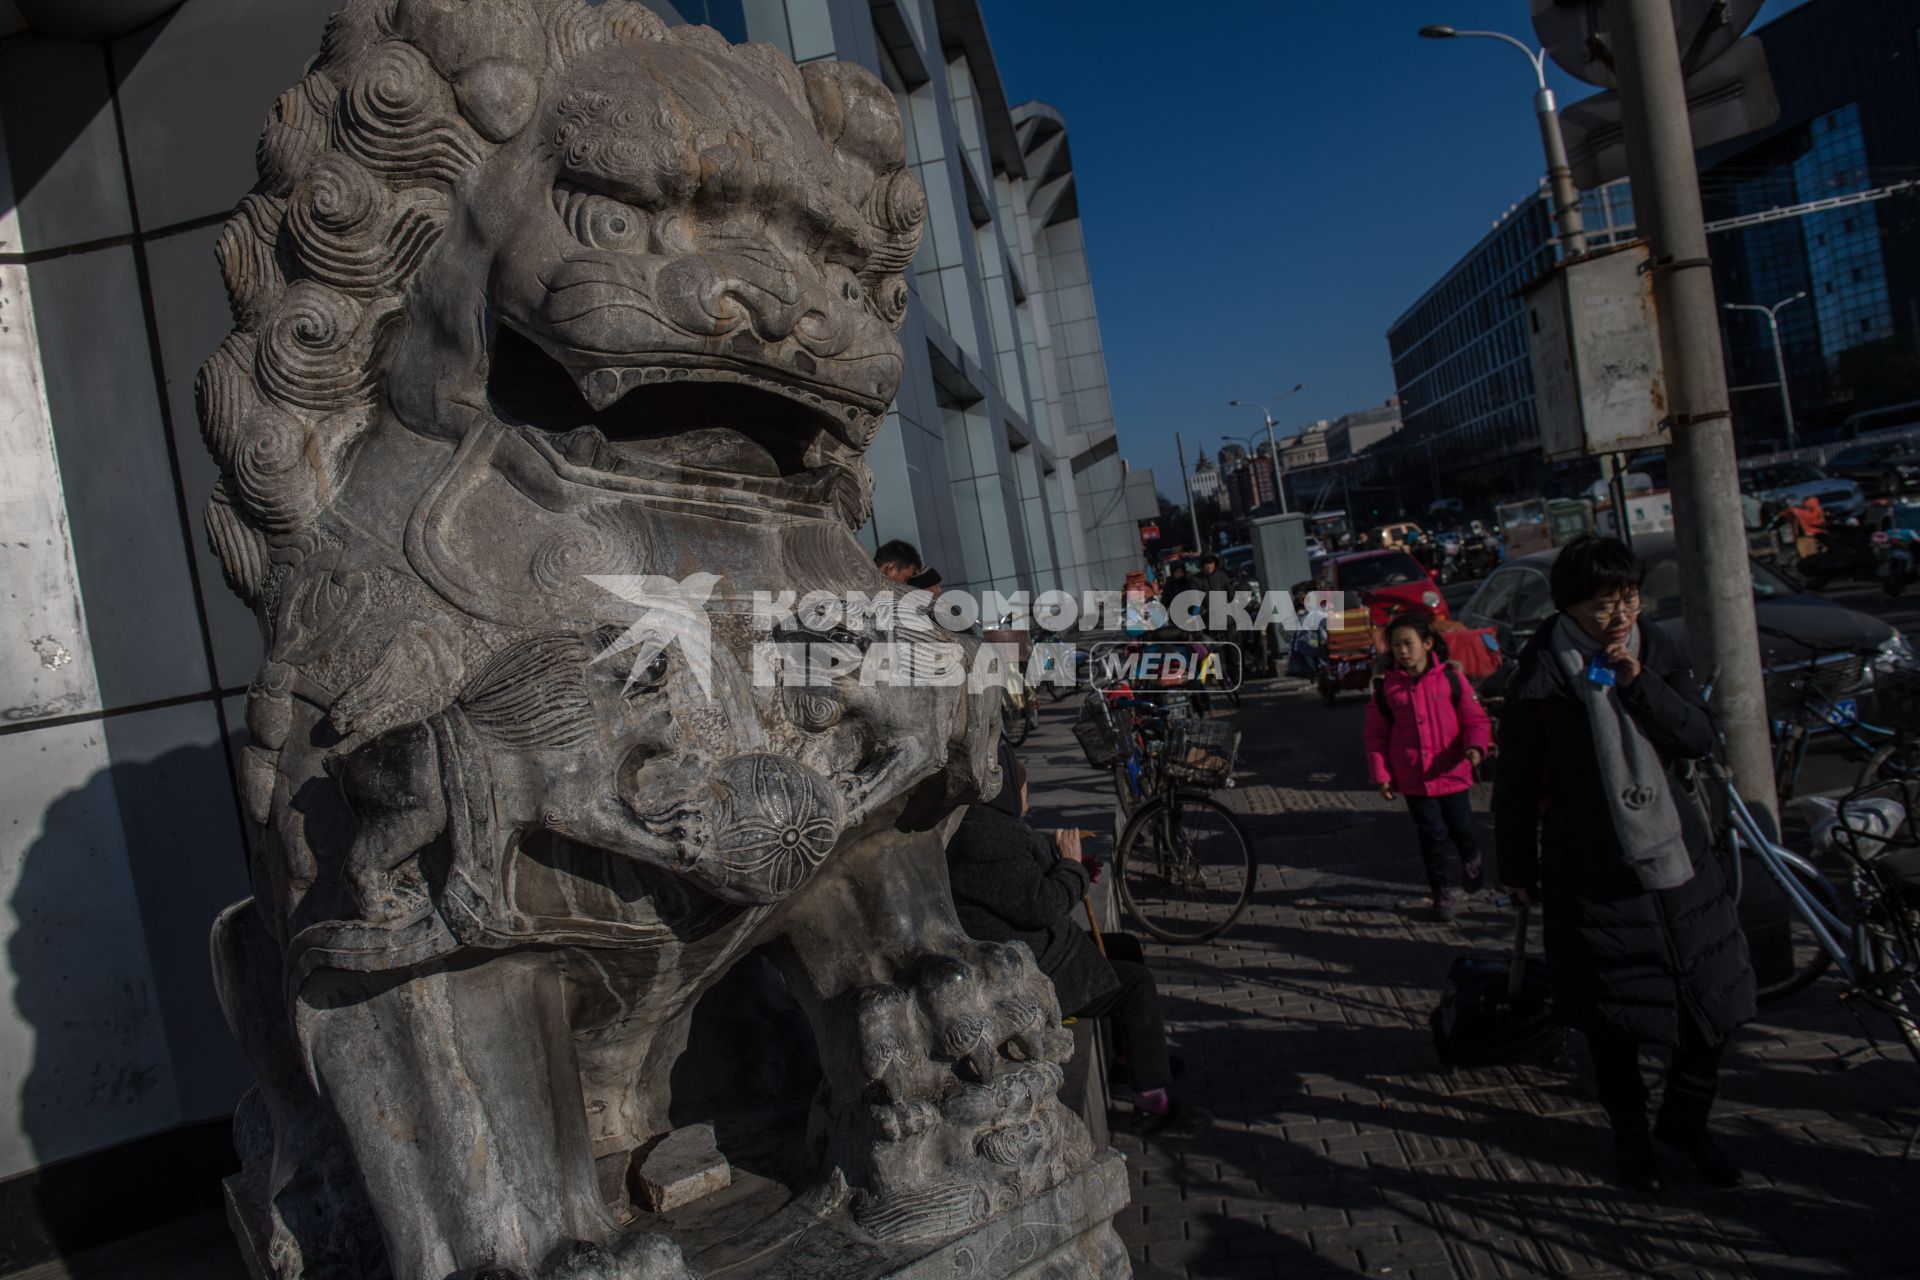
left=6, top=743, right=252, bottom=1275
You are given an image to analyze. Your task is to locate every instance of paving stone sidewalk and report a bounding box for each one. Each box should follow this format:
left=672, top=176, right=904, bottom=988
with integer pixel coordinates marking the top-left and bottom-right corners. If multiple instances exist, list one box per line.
left=1022, top=681, right=1920, bottom=1280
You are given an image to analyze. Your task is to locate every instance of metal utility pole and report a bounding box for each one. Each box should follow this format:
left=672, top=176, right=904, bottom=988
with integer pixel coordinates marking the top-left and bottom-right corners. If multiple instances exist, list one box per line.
left=1724, top=292, right=1808, bottom=451
left=1174, top=430, right=1203, bottom=553
left=1613, top=0, right=1778, bottom=828
left=1419, top=25, right=1587, bottom=256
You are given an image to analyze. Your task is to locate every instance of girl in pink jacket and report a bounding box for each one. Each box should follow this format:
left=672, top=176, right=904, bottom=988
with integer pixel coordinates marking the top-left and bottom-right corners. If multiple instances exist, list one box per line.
left=1364, top=613, right=1495, bottom=921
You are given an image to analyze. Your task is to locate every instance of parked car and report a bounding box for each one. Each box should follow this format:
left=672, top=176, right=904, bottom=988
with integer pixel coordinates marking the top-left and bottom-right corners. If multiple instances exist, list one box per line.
left=1825, top=440, right=1920, bottom=500
left=1459, top=533, right=1900, bottom=720
left=1739, top=460, right=1867, bottom=521
left=1318, top=548, right=1449, bottom=625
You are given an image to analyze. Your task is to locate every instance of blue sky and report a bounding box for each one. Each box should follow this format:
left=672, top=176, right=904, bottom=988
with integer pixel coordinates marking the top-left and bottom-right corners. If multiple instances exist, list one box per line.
left=976, top=0, right=1811, bottom=497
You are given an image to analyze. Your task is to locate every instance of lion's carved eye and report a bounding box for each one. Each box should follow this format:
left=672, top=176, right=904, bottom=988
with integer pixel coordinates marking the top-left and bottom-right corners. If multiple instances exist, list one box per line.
left=553, top=182, right=648, bottom=252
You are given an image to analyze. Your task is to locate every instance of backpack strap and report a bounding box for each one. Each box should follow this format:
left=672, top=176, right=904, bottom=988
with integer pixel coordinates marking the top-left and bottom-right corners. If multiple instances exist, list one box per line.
left=1376, top=667, right=1463, bottom=723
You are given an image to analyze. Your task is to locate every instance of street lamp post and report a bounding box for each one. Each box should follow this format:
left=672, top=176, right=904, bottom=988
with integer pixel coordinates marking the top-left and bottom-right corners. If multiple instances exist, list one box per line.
left=1228, top=384, right=1305, bottom=515
left=1420, top=24, right=1587, bottom=257
left=1724, top=293, right=1810, bottom=452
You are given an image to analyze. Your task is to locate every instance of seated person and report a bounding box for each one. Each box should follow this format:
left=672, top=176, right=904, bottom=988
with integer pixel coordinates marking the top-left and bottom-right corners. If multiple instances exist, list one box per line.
left=945, top=743, right=1210, bottom=1138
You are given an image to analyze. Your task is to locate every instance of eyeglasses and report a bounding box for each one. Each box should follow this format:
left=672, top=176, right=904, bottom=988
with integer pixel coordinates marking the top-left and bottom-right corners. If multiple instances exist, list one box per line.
left=1585, top=593, right=1642, bottom=621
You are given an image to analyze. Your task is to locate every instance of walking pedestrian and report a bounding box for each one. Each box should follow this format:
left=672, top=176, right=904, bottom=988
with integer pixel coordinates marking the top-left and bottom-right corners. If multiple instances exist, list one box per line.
left=1493, top=535, right=1755, bottom=1192
left=1364, top=612, right=1493, bottom=922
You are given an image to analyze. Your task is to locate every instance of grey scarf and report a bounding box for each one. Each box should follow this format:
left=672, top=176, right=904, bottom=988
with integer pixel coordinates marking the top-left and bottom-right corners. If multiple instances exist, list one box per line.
left=1550, top=615, right=1695, bottom=891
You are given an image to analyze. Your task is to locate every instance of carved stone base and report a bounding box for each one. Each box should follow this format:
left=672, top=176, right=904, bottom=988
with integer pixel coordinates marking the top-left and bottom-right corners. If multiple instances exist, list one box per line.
left=733, top=1151, right=1133, bottom=1280
left=225, top=1151, right=1133, bottom=1280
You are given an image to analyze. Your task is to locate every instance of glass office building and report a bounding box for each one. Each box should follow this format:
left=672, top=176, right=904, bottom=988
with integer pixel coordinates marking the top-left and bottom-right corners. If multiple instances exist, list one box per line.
left=1701, top=0, right=1920, bottom=444
left=1382, top=182, right=1635, bottom=503
left=1387, top=0, right=1920, bottom=500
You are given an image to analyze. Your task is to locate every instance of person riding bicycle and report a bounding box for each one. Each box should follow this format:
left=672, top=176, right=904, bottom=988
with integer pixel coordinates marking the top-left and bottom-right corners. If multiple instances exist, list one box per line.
left=1786, top=494, right=1826, bottom=563
left=946, top=741, right=1211, bottom=1139
left=1192, top=552, right=1243, bottom=665
left=1493, top=535, right=1755, bottom=1191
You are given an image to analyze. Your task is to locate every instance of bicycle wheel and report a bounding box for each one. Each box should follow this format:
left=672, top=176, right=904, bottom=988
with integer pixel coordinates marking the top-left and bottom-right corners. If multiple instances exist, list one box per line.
left=1115, top=792, right=1256, bottom=944
left=1111, top=764, right=1139, bottom=818
left=1004, top=710, right=1031, bottom=747
left=1868, top=933, right=1920, bottom=1066
left=1753, top=858, right=1840, bottom=1003
left=1858, top=741, right=1920, bottom=790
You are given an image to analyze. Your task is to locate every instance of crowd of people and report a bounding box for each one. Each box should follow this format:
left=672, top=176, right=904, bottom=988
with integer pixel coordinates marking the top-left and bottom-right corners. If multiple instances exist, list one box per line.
left=876, top=532, right=1755, bottom=1189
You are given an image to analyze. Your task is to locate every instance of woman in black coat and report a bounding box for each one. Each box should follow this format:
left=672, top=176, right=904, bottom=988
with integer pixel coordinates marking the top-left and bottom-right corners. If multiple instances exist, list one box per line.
left=1494, top=536, right=1756, bottom=1190
left=946, top=746, right=1208, bottom=1138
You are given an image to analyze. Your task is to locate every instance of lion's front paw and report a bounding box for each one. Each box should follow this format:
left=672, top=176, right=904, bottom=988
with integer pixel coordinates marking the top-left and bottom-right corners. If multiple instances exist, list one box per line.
left=835, top=941, right=1088, bottom=1245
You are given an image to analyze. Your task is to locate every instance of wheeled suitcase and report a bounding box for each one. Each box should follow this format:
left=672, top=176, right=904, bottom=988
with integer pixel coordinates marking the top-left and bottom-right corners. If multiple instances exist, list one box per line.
left=1430, top=905, right=1565, bottom=1068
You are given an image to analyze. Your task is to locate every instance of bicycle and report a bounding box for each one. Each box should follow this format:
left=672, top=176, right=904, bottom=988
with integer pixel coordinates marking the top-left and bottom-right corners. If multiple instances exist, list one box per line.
left=1759, top=626, right=1910, bottom=799
left=1074, top=684, right=1257, bottom=944
left=1704, top=686, right=1920, bottom=1108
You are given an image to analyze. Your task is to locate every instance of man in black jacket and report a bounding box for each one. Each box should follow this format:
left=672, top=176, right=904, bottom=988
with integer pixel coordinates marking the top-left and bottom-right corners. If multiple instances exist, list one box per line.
left=946, top=745, right=1209, bottom=1138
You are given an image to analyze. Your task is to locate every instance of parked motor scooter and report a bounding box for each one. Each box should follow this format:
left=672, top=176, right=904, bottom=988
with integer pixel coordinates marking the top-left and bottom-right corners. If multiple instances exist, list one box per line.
left=1796, top=522, right=1882, bottom=591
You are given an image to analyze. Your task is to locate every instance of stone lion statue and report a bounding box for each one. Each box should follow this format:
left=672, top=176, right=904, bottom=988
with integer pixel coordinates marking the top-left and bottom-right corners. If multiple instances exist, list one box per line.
left=201, top=4, right=1122, bottom=1277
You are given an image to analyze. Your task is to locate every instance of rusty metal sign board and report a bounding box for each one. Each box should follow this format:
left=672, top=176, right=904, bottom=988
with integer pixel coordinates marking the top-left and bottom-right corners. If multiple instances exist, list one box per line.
left=1524, top=240, right=1669, bottom=462
left=1530, top=0, right=1762, bottom=90
left=1560, top=36, right=1778, bottom=190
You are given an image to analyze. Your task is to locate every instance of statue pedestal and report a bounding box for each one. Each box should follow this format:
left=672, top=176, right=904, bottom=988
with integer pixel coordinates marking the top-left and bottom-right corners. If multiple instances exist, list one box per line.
left=738, top=1150, right=1133, bottom=1280
left=229, top=1150, right=1133, bottom=1280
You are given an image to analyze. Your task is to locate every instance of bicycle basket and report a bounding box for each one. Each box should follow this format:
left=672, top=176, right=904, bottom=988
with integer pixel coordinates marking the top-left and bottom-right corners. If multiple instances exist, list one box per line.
left=1163, top=717, right=1238, bottom=787
left=1073, top=701, right=1135, bottom=768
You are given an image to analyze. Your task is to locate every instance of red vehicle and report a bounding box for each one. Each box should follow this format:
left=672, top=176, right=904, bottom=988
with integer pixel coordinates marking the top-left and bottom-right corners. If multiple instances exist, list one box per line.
left=1312, top=550, right=1450, bottom=706
left=1317, top=549, right=1450, bottom=627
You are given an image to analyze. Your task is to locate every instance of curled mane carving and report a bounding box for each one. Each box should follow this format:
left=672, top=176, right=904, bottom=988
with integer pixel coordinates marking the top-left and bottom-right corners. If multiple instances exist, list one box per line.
left=198, top=0, right=926, bottom=607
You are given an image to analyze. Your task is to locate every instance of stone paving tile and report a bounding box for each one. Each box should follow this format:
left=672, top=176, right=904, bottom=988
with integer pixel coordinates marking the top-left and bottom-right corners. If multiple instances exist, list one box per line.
left=1022, top=682, right=1920, bottom=1279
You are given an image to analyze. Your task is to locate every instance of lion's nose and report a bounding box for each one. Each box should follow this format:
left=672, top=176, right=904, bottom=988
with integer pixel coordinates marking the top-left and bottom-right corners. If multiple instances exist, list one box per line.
left=706, top=753, right=844, bottom=901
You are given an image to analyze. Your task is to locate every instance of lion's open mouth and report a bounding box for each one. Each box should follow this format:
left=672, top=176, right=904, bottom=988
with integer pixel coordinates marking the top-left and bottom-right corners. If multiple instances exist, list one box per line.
left=487, top=324, right=878, bottom=496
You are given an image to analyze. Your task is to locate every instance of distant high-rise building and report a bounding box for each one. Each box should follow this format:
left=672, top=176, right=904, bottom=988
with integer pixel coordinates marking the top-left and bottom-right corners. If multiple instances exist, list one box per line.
left=1189, top=450, right=1223, bottom=505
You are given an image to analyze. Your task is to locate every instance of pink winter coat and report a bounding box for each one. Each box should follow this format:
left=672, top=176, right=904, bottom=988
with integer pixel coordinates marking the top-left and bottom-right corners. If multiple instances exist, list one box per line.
left=1363, top=662, right=1493, bottom=797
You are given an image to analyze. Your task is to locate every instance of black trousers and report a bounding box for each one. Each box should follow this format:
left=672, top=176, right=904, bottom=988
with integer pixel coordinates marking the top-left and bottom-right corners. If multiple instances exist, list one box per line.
left=1070, top=934, right=1172, bottom=1094
left=1586, top=1017, right=1725, bottom=1138
left=1405, top=791, right=1481, bottom=895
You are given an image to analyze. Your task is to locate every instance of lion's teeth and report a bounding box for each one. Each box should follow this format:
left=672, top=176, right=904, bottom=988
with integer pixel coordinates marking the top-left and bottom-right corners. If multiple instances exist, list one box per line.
left=580, top=367, right=624, bottom=411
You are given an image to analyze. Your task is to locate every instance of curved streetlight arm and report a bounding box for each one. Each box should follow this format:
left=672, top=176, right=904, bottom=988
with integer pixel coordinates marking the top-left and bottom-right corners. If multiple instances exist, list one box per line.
left=1723, top=296, right=1809, bottom=450
left=1440, top=28, right=1549, bottom=89
left=1421, top=23, right=1583, bottom=255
